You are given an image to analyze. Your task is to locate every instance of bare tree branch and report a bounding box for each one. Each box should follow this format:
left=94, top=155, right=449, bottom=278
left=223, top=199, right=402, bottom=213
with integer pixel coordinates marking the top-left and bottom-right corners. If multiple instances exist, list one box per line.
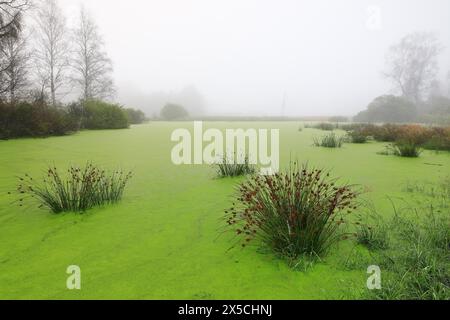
left=0, top=0, right=29, bottom=39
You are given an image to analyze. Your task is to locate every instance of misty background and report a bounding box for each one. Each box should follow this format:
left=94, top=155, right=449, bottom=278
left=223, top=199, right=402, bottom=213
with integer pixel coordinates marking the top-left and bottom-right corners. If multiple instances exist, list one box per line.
left=56, top=0, right=450, bottom=117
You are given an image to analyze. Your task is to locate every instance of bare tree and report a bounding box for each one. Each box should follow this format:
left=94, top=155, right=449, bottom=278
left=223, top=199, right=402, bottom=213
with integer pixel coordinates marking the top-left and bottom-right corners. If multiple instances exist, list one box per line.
left=72, top=7, right=114, bottom=101
left=0, top=0, right=29, bottom=40
left=33, top=0, right=70, bottom=106
left=384, top=32, right=443, bottom=104
left=0, top=30, right=29, bottom=101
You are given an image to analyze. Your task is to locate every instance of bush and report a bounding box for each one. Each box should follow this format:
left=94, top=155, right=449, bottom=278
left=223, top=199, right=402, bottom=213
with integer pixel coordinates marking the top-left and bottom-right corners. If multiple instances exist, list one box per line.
left=16, top=163, right=133, bottom=214
left=225, top=164, right=360, bottom=261
left=82, top=100, right=129, bottom=130
left=390, top=142, right=422, bottom=157
left=382, top=125, right=429, bottom=157
left=313, top=133, right=345, bottom=148
left=342, top=123, right=449, bottom=152
left=125, top=108, right=147, bottom=124
left=160, top=103, right=189, bottom=120
left=372, top=124, right=402, bottom=142
left=354, top=95, right=417, bottom=123
left=0, top=101, right=78, bottom=139
left=423, top=127, right=450, bottom=151
left=348, top=130, right=369, bottom=144
left=215, top=155, right=256, bottom=178
left=396, top=125, right=431, bottom=145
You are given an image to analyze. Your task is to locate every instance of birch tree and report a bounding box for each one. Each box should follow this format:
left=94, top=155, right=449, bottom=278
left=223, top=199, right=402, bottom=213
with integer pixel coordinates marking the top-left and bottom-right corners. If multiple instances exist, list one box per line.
left=0, top=30, right=29, bottom=101
left=0, top=0, right=29, bottom=40
left=34, top=0, right=70, bottom=106
left=72, top=7, right=114, bottom=101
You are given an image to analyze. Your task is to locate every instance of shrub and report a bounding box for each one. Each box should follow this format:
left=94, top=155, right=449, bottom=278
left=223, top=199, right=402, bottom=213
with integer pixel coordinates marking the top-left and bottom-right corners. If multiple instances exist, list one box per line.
left=160, top=103, right=189, bottom=120
left=397, top=125, right=431, bottom=145
left=348, top=130, right=369, bottom=144
left=225, top=164, right=360, bottom=261
left=16, top=163, right=132, bottom=214
left=215, top=155, right=256, bottom=178
left=313, top=133, right=345, bottom=148
left=0, top=101, right=78, bottom=139
left=125, top=108, right=147, bottom=124
left=423, top=127, right=450, bottom=151
left=372, top=124, right=402, bottom=142
left=390, top=142, right=422, bottom=157
left=354, top=95, right=417, bottom=123
left=386, top=125, right=429, bottom=157
left=82, top=100, right=129, bottom=130
left=324, top=122, right=450, bottom=152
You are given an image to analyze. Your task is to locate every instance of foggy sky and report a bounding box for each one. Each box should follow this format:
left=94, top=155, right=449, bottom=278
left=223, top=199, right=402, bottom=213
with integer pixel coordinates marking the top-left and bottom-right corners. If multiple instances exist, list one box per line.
left=59, top=0, right=450, bottom=116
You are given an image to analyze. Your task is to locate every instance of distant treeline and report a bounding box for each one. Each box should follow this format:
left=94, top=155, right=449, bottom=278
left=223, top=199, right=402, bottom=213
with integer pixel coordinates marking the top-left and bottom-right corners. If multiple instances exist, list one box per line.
left=155, top=103, right=336, bottom=122
left=354, top=95, right=450, bottom=126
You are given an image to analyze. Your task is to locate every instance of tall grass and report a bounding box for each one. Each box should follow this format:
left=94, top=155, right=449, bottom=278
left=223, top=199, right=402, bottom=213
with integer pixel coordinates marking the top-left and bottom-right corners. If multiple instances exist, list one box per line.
left=361, top=204, right=450, bottom=300
left=215, top=155, right=256, bottom=178
left=17, top=163, right=132, bottom=213
left=355, top=206, right=389, bottom=250
left=225, top=163, right=360, bottom=262
left=389, top=142, right=422, bottom=158
left=404, top=178, right=450, bottom=209
left=313, top=133, right=345, bottom=148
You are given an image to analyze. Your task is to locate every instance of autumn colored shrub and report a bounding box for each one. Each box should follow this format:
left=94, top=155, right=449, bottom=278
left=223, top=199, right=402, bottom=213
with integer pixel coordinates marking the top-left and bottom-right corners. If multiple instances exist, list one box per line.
left=396, top=125, right=431, bottom=145
left=385, top=125, right=429, bottom=157
left=424, top=127, right=450, bottom=151
left=372, top=124, right=403, bottom=142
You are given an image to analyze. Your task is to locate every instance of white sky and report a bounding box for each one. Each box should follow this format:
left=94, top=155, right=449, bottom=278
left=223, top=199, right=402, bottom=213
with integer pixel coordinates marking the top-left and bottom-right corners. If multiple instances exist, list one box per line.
left=57, top=0, right=450, bottom=116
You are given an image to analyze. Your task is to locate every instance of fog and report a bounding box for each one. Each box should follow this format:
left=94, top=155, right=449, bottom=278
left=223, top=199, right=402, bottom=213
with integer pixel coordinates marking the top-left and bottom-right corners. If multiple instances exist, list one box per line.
left=59, top=0, right=450, bottom=117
